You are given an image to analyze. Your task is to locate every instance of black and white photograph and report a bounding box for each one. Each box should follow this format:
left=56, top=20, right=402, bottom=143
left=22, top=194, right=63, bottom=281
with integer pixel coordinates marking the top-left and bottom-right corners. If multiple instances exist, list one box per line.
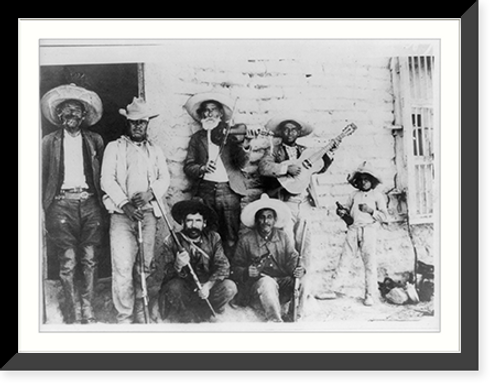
left=39, top=37, right=439, bottom=333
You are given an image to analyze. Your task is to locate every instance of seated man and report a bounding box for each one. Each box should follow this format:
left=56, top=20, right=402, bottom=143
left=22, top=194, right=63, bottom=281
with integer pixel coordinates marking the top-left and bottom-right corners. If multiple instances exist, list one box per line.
left=231, top=194, right=306, bottom=322
left=158, top=199, right=237, bottom=323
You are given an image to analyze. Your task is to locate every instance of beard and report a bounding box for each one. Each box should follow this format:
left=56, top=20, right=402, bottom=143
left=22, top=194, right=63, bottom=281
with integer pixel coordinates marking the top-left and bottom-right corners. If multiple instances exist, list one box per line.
left=183, top=227, right=202, bottom=239
left=201, top=117, right=221, bottom=131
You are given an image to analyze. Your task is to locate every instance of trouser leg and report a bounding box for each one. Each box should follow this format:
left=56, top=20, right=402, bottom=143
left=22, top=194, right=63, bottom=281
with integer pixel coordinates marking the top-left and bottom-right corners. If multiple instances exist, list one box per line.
left=250, top=276, right=284, bottom=322
left=80, top=245, right=97, bottom=321
left=110, top=214, right=137, bottom=324
left=59, top=248, right=80, bottom=323
left=132, top=213, right=157, bottom=323
left=46, top=200, right=81, bottom=324
left=79, top=197, right=103, bottom=322
left=160, top=278, right=198, bottom=323
left=197, top=181, right=241, bottom=259
left=208, top=279, right=238, bottom=314
left=360, top=225, right=378, bottom=301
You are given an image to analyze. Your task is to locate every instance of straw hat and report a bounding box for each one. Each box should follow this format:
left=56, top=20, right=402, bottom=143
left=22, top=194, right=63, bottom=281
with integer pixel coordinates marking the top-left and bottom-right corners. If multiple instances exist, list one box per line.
left=240, top=194, right=291, bottom=229
left=347, top=161, right=382, bottom=186
left=119, top=97, right=159, bottom=121
left=40, top=84, right=103, bottom=126
left=265, top=114, right=314, bottom=138
left=183, top=91, right=235, bottom=122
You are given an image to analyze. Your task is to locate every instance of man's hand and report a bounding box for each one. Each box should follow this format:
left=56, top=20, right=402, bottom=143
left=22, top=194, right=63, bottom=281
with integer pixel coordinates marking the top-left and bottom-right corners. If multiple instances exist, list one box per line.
left=174, top=250, right=190, bottom=271
left=245, top=128, right=260, bottom=139
left=287, top=163, right=302, bottom=177
left=358, top=203, right=374, bottom=215
left=201, top=160, right=217, bottom=174
left=248, top=265, right=260, bottom=278
left=131, top=191, right=153, bottom=208
left=293, top=266, right=306, bottom=279
left=198, top=281, right=214, bottom=300
left=122, top=202, right=144, bottom=221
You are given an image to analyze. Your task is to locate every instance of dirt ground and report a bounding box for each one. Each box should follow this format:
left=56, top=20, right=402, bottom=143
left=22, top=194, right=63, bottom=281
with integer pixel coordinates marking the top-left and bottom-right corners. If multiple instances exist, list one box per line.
left=43, top=277, right=436, bottom=331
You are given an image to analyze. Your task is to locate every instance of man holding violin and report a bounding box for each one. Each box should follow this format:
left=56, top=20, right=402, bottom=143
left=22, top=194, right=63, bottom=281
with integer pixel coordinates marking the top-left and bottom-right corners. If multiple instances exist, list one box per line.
left=183, top=91, right=257, bottom=258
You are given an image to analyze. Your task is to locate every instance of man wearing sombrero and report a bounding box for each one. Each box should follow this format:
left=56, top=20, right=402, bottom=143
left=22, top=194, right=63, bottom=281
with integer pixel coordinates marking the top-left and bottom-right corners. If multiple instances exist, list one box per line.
left=231, top=194, right=306, bottom=322
left=258, top=114, right=337, bottom=284
left=101, top=97, right=170, bottom=323
left=183, top=91, right=256, bottom=258
left=41, top=83, right=105, bottom=324
left=334, top=161, right=388, bottom=306
left=158, top=198, right=237, bottom=323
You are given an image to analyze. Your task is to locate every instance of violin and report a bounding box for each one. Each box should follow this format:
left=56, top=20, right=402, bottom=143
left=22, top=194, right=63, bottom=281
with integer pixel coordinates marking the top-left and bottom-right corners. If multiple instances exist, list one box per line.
left=210, top=123, right=275, bottom=146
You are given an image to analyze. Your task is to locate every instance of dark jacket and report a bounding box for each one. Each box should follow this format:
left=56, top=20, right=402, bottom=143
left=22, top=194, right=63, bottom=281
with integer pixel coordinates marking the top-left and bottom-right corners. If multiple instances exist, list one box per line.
left=41, top=129, right=105, bottom=211
left=162, top=230, right=231, bottom=285
left=231, top=228, right=299, bottom=284
left=183, top=129, right=250, bottom=196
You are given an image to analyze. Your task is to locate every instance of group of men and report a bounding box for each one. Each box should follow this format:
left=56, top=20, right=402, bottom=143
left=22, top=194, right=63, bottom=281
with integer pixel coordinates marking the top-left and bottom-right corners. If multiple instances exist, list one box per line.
left=41, top=83, right=361, bottom=325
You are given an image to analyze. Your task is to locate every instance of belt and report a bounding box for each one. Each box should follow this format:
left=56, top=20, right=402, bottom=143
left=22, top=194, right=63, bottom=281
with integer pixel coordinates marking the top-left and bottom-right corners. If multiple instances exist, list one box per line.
left=57, top=189, right=94, bottom=201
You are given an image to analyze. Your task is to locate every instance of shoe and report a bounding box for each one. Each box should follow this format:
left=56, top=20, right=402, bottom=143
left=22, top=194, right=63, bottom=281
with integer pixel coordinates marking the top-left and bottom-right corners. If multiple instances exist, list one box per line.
left=81, top=318, right=97, bottom=324
left=363, top=296, right=374, bottom=306
left=315, top=292, right=337, bottom=300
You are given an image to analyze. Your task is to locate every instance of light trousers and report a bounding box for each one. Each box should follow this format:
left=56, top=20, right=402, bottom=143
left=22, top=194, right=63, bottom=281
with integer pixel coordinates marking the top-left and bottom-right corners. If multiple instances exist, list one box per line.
left=109, top=211, right=157, bottom=323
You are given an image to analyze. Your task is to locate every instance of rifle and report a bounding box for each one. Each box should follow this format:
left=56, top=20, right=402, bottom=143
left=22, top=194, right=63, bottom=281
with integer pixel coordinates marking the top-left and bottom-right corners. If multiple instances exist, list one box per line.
left=291, top=219, right=309, bottom=322
left=137, top=219, right=150, bottom=324
left=151, top=189, right=217, bottom=318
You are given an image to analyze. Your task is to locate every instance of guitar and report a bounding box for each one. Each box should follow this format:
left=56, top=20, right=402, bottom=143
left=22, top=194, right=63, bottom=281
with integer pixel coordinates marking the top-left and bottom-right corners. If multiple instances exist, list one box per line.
left=276, top=123, right=357, bottom=195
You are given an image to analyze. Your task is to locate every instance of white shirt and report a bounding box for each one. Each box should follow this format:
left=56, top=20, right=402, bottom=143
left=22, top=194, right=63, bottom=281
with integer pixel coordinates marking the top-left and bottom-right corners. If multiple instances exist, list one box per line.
left=61, top=130, right=88, bottom=190
left=203, top=129, right=229, bottom=182
left=346, top=189, right=388, bottom=226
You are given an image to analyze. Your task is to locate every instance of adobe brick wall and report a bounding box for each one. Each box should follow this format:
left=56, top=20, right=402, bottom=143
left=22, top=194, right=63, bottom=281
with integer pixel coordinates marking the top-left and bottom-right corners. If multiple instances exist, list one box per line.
left=142, top=50, right=434, bottom=297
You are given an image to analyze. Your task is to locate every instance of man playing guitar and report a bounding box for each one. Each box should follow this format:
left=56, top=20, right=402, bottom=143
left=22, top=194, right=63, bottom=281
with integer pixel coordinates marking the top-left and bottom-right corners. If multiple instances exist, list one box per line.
left=258, top=115, right=356, bottom=318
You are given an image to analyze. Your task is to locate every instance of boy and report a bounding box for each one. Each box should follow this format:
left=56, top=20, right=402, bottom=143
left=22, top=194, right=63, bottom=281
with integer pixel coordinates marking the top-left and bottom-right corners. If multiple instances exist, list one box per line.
left=335, top=161, right=388, bottom=306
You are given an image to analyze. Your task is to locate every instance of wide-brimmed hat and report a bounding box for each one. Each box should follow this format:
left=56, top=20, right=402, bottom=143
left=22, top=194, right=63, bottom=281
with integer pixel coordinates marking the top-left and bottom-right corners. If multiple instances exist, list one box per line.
left=183, top=91, right=235, bottom=122
left=240, top=194, right=292, bottom=229
left=265, top=114, right=314, bottom=138
left=119, top=97, right=159, bottom=121
left=40, top=84, right=103, bottom=126
left=347, top=161, right=382, bottom=186
left=171, top=198, right=218, bottom=228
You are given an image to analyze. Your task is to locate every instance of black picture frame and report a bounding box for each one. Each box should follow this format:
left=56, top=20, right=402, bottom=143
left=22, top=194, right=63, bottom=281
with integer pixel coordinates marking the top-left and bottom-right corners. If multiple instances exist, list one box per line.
left=9, top=8, right=478, bottom=371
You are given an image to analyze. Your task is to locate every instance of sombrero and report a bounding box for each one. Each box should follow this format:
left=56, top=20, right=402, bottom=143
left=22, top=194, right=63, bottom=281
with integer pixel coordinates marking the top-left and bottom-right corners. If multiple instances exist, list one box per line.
left=265, top=114, right=314, bottom=138
left=240, top=194, right=292, bottom=229
left=183, top=91, right=235, bottom=122
left=171, top=198, right=218, bottom=228
left=119, top=97, right=159, bottom=121
left=347, top=161, right=382, bottom=186
left=40, top=84, right=103, bottom=126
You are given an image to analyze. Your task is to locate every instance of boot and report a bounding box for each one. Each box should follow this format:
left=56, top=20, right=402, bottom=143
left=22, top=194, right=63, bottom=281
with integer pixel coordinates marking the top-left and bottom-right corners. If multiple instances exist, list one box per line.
left=81, top=245, right=97, bottom=324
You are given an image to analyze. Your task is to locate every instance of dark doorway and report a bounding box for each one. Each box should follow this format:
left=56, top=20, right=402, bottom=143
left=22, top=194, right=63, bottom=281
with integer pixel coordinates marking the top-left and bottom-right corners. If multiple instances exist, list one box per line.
left=40, top=63, right=140, bottom=280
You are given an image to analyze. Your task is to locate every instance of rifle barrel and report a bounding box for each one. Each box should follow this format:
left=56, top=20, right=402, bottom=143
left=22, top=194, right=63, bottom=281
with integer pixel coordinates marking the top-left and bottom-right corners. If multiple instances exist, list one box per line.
left=137, top=219, right=150, bottom=324
left=151, top=189, right=217, bottom=318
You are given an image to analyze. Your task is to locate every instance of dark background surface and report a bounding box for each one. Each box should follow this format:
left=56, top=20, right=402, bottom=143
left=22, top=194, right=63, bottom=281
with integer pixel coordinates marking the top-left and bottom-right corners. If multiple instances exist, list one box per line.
left=40, top=63, right=140, bottom=279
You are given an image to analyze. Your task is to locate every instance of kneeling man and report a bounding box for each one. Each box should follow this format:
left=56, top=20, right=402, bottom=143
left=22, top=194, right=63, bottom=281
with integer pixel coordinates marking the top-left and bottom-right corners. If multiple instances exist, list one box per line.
left=232, top=194, right=306, bottom=322
left=159, top=199, right=237, bottom=323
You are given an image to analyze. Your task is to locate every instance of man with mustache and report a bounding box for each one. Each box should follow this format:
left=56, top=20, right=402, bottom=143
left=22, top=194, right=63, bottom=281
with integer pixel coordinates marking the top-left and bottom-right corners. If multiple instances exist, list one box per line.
left=41, top=84, right=105, bottom=324
left=158, top=199, right=237, bottom=323
left=231, top=194, right=305, bottom=322
left=101, top=97, right=170, bottom=323
left=183, top=91, right=256, bottom=258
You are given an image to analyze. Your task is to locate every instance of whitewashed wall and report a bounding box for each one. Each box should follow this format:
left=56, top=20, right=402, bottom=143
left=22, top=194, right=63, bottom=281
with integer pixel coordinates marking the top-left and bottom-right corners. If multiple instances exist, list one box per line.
left=139, top=40, right=434, bottom=296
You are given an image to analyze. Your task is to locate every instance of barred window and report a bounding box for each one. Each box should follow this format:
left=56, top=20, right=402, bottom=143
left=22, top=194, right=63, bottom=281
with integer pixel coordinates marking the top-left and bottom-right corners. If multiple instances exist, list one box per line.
left=391, top=55, right=437, bottom=223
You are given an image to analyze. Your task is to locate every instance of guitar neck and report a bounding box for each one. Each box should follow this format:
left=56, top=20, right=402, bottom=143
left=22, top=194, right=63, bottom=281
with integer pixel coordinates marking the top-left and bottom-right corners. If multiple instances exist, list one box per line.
left=308, top=133, right=345, bottom=163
